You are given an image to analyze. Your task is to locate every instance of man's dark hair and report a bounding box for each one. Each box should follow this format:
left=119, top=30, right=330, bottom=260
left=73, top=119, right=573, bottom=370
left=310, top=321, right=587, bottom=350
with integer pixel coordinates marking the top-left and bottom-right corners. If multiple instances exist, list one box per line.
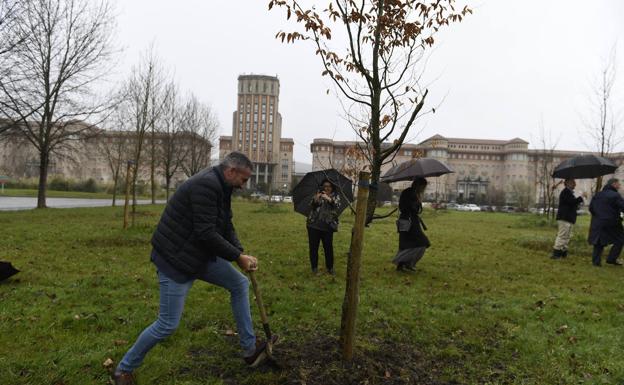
left=220, top=152, right=253, bottom=171
left=606, top=178, right=619, bottom=187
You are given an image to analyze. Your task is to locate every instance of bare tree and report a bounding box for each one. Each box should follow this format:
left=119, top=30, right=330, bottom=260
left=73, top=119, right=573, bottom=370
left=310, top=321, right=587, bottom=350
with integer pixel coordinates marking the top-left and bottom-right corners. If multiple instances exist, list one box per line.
left=269, top=0, right=471, bottom=361
left=534, top=119, right=560, bottom=219
left=180, top=94, right=217, bottom=177
left=159, top=81, right=187, bottom=200
left=0, top=0, right=116, bottom=208
left=583, top=47, right=622, bottom=191
left=118, top=48, right=166, bottom=223
left=269, top=0, right=470, bottom=224
left=99, top=106, right=131, bottom=206
left=0, top=0, right=22, bottom=57
left=510, top=180, right=533, bottom=212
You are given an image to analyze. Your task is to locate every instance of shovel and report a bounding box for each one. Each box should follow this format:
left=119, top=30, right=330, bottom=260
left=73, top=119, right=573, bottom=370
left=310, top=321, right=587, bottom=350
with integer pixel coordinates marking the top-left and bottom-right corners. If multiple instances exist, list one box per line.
left=249, top=270, right=275, bottom=360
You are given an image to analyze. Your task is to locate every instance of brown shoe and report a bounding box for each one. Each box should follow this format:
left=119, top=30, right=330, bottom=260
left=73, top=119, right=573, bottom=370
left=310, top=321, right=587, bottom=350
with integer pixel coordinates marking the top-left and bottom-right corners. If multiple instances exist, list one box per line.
left=112, top=371, right=136, bottom=385
left=243, top=334, right=279, bottom=367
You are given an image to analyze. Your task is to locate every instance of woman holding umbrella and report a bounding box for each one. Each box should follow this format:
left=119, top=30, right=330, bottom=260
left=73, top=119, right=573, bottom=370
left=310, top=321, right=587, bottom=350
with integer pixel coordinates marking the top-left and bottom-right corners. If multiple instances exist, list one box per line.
left=307, top=179, right=341, bottom=275
left=393, top=177, right=430, bottom=271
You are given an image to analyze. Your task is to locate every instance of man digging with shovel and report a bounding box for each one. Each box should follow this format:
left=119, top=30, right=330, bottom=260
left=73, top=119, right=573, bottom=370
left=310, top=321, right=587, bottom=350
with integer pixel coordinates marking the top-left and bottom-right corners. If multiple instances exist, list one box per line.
left=113, top=152, right=279, bottom=385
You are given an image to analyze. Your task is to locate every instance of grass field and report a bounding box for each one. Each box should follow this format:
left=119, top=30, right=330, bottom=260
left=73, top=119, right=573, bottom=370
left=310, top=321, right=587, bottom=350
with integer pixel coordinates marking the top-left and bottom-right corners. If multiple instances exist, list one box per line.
left=1, top=201, right=623, bottom=384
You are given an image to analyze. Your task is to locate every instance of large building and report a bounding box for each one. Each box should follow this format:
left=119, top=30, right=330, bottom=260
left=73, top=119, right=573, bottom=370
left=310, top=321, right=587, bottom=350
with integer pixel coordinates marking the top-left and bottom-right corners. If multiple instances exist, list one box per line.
left=311, top=135, right=624, bottom=204
left=0, top=120, right=208, bottom=187
left=219, top=74, right=294, bottom=192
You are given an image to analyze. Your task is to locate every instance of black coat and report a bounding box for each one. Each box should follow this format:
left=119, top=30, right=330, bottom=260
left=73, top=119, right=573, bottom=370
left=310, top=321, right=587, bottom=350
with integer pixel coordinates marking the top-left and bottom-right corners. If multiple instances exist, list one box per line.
left=151, top=166, right=243, bottom=275
left=398, top=187, right=430, bottom=250
left=556, top=187, right=583, bottom=224
left=588, top=184, right=624, bottom=246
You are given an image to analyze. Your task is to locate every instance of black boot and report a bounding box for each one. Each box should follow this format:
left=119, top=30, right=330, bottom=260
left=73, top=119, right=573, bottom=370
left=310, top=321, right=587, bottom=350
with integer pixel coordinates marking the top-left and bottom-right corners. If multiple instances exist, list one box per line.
left=551, top=249, right=562, bottom=259
left=561, top=250, right=568, bottom=258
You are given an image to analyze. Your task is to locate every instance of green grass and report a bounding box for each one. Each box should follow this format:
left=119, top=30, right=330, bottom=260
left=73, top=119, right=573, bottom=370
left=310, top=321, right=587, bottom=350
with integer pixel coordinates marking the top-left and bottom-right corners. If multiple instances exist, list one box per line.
left=1, top=202, right=623, bottom=384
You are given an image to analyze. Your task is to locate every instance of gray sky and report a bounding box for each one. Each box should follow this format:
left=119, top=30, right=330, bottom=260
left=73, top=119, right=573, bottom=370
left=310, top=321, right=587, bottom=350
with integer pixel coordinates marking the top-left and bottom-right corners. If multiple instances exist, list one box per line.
left=114, top=0, right=624, bottom=164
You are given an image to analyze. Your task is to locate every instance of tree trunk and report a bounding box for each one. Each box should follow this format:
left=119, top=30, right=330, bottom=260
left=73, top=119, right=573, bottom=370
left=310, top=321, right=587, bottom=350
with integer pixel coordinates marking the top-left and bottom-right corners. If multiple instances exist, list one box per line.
left=123, top=162, right=132, bottom=229
left=165, top=175, right=171, bottom=201
left=365, top=162, right=381, bottom=224
left=37, top=151, right=49, bottom=208
left=111, top=175, right=118, bottom=207
left=596, top=175, right=603, bottom=193
left=150, top=131, right=156, bottom=204
left=340, top=171, right=370, bottom=361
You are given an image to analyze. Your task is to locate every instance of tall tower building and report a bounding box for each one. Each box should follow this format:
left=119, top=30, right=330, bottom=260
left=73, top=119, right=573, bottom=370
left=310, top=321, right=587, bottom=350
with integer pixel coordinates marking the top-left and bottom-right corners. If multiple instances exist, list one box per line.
left=219, top=74, right=294, bottom=191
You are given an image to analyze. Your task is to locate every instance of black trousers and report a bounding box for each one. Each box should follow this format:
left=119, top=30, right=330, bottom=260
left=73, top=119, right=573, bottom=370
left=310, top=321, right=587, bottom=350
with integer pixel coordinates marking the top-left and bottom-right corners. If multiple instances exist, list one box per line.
left=307, top=227, right=334, bottom=270
left=592, top=242, right=624, bottom=265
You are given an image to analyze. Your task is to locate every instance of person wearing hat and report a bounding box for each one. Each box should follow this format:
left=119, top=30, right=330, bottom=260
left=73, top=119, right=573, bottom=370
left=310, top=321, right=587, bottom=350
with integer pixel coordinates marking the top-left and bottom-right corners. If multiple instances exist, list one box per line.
left=551, top=178, right=584, bottom=259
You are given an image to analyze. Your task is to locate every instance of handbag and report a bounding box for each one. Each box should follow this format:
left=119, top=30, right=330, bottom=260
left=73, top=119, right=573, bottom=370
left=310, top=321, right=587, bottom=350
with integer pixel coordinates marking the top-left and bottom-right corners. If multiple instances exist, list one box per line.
left=396, top=217, right=411, bottom=232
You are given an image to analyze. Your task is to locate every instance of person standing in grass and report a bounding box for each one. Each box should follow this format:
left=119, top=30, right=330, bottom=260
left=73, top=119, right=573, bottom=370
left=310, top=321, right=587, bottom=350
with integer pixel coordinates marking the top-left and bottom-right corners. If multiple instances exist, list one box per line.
left=551, top=178, right=584, bottom=259
left=306, top=179, right=340, bottom=275
left=588, top=178, right=624, bottom=267
left=112, top=152, right=278, bottom=385
left=393, top=177, right=430, bottom=272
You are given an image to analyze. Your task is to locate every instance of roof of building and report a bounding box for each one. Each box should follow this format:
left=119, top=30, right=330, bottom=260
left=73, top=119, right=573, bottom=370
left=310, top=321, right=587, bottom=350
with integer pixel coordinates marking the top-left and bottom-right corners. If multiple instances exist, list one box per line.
left=238, top=74, right=279, bottom=82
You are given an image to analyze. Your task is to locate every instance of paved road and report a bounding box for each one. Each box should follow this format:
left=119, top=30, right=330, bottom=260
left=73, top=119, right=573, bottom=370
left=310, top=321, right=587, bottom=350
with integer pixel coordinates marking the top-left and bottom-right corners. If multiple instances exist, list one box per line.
left=0, top=196, right=164, bottom=211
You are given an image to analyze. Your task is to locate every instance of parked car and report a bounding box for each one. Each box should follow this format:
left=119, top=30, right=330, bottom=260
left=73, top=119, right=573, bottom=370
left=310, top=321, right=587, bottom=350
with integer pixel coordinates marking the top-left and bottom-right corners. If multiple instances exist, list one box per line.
left=465, top=204, right=481, bottom=212
left=270, top=195, right=283, bottom=202
left=480, top=205, right=494, bottom=212
left=446, top=203, right=459, bottom=210
left=456, top=204, right=469, bottom=211
left=283, top=196, right=293, bottom=203
left=500, top=205, right=516, bottom=213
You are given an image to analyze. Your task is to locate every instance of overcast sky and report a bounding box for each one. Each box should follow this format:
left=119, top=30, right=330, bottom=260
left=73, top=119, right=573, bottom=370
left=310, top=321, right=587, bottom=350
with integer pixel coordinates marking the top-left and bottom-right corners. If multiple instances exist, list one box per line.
left=113, top=0, right=624, bottom=164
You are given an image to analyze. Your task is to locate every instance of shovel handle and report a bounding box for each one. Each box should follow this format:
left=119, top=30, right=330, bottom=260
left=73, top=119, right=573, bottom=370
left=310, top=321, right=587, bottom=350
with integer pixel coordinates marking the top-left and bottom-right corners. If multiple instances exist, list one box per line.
left=249, top=271, right=272, bottom=339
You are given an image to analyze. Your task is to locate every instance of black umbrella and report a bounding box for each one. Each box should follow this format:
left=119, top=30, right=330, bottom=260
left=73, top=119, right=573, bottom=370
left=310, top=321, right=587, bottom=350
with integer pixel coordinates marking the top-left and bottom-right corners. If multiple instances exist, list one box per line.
left=552, top=155, right=618, bottom=179
left=381, top=158, right=454, bottom=183
left=0, top=261, right=19, bottom=282
left=292, top=169, right=354, bottom=216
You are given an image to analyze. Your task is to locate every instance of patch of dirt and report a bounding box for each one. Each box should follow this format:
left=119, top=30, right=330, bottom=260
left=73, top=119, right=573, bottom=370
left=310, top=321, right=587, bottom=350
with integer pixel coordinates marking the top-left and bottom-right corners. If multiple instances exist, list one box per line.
left=180, top=335, right=470, bottom=385
left=272, top=335, right=459, bottom=385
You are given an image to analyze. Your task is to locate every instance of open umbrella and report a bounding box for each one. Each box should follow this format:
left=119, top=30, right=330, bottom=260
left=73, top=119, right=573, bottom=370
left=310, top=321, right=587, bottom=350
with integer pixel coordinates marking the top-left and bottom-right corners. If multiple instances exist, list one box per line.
left=0, top=261, right=19, bottom=282
left=381, top=158, right=454, bottom=183
left=292, top=169, right=354, bottom=216
left=552, top=155, right=618, bottom=179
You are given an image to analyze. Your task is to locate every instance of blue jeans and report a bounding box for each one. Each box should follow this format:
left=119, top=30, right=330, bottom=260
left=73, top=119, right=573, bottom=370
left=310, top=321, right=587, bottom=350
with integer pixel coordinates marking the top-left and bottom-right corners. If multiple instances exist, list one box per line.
left=117, top=258, right=256, bottom=372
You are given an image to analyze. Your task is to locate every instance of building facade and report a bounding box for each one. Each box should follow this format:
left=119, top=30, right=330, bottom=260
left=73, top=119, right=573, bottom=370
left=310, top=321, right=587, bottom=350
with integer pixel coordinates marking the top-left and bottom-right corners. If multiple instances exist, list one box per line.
left=218, top=74, right=294, bottom=192
left=0, top=121, right=209, bottom=187
left=311, top=135, right=624, bottom=204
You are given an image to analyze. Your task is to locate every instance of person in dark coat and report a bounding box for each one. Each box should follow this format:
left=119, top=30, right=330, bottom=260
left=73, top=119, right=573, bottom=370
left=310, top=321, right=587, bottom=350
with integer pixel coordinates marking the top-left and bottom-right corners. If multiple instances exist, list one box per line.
left=306, top=179, right=341, bottom=275
left=552, top=179, right=584, bottom=259
left=393, top=177, right=430, bottom=272
left=588, top=178, right=624, bottom=267
left=113, top=152, right=278, bottom=385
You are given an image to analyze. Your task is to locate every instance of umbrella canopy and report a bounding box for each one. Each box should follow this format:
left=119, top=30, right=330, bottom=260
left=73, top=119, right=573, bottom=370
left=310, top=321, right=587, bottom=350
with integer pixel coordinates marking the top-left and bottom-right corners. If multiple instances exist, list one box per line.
left=552, top=155, right=618, bottom=179
left=0, top=261, right=19, bottom=282
left=292, top=169, right=354, bottom=216
left=381, top=158, right=454, bottom=183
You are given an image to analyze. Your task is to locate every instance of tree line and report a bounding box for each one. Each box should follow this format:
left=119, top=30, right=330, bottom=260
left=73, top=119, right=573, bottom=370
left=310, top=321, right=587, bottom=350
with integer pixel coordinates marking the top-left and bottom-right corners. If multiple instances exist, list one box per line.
left=0, top=0, right=217, bottom=209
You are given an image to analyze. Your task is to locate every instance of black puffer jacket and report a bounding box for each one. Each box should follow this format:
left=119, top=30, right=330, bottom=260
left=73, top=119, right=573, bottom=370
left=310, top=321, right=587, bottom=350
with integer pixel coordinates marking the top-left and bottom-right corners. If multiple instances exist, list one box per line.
left=151, top=166, right=243, bottom=275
